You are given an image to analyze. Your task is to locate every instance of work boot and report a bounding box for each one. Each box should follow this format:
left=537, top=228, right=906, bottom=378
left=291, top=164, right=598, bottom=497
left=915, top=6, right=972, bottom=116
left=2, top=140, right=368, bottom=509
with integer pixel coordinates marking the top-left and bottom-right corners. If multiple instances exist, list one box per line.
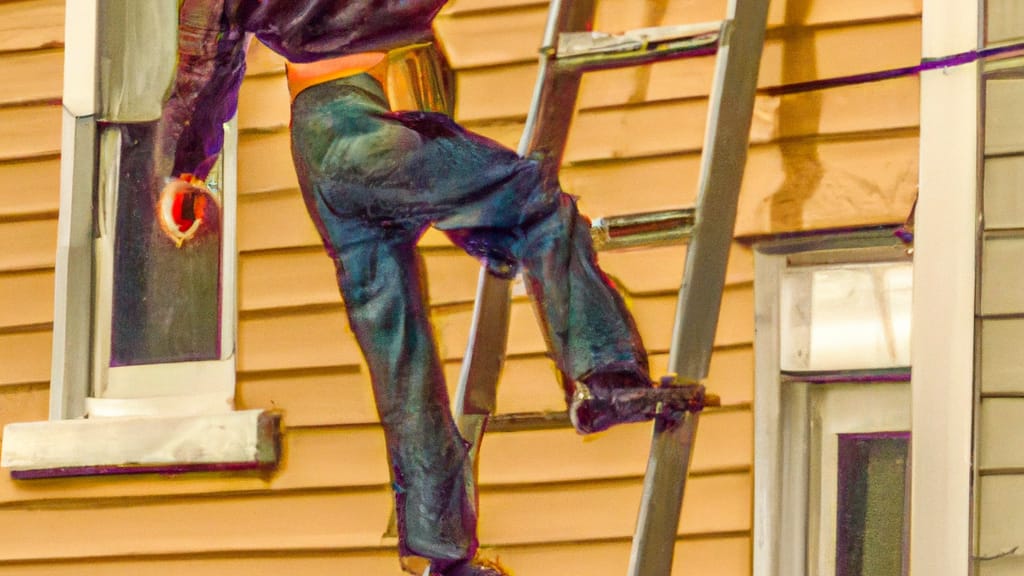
left=569, top=369, right=652, bottom=434
left=570, top=370, right=702, bottom=434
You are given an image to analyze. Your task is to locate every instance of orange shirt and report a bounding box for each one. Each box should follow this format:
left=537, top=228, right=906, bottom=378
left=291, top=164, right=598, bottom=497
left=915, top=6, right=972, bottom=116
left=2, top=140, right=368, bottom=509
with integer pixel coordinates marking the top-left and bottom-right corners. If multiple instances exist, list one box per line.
left=286, top=52, right=388, bottom=101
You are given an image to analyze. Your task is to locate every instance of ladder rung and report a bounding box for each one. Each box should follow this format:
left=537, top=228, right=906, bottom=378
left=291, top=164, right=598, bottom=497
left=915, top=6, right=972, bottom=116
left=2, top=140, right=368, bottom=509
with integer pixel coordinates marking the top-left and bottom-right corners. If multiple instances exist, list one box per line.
left=489, top=411, right=571, bottom=432
left=591, top=208, right=695, bottom=251
left=554, top=21, right=725, bottom=72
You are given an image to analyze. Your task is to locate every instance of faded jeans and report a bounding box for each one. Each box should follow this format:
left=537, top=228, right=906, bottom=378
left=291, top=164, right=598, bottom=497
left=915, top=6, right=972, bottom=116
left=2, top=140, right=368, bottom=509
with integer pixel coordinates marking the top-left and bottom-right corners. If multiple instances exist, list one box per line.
left=289, top=73, right=648, bottom=563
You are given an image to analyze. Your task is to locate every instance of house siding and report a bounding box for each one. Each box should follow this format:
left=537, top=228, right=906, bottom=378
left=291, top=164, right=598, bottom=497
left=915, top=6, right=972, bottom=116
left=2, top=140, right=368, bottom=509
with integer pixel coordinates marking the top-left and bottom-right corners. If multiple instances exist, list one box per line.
left=976, top=7, right=1024, bottom=569
left=0, top=0, right=920, bottom=573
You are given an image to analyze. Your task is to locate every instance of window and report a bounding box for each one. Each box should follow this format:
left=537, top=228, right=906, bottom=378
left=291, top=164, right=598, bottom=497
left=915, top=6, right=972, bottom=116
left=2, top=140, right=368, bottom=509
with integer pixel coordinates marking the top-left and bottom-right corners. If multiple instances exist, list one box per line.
left=0, top=1, right=276, bottom=479
left=754, top=232, right=912, bottom=576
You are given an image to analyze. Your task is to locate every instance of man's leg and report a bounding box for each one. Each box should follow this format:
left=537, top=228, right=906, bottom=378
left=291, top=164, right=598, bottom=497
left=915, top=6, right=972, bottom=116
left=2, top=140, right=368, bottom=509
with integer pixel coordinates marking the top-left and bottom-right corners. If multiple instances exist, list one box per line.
left=326, top=220, right=479, bottom=565
left=289, top=80, right=478, bottom=567
left=436, top=174, right=662, bottom=434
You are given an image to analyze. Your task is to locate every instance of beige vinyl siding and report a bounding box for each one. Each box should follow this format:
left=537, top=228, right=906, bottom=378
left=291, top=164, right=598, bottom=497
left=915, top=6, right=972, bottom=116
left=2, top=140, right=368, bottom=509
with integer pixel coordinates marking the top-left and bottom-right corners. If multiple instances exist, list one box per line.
left=0, top=0, right=921, bottom=574
left=977, top=66, right=1024, bottom=574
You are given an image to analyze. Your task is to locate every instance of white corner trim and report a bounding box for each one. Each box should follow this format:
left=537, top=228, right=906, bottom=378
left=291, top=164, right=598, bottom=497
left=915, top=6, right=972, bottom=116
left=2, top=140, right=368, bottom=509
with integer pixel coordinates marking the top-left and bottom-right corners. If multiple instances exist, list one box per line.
left=1, top=410, right=278, bottom=475
left=923, top=0, right=980, bottom=57
left=912, top=2, right=980, bottom=571
left=62, top=0, right=97, bottom=116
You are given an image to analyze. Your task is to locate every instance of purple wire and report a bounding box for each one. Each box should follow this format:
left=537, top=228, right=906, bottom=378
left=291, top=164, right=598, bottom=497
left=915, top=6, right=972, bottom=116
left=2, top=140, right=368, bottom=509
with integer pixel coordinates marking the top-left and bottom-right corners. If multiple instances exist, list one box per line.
left=761, top=40, right=1024, bottom=96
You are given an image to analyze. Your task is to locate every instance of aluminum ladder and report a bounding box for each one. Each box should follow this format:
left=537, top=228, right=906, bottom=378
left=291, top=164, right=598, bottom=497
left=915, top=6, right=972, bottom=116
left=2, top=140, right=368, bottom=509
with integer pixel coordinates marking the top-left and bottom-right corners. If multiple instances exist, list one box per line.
left=452, top=0, right=770, bottom=573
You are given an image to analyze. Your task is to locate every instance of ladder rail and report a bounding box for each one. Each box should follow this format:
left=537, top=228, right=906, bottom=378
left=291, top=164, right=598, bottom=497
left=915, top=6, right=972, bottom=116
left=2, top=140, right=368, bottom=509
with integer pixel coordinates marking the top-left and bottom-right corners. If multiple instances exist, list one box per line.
left=628, top=1, right=770, bottom=574
left=668, top=7, right=767, bottom=382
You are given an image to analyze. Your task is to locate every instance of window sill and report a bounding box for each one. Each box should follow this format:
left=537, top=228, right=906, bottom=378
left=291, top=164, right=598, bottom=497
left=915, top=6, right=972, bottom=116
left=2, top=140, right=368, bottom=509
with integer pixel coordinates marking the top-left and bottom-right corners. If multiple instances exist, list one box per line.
left=1, top=409, right=280, bottom=480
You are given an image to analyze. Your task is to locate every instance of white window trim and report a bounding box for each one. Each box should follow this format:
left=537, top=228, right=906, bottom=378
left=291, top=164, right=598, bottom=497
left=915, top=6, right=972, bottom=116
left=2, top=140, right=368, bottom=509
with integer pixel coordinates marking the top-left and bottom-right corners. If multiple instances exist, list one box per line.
left=1, top=1, right=274, bottom=478
left=753, top=232, right=913, bottom=576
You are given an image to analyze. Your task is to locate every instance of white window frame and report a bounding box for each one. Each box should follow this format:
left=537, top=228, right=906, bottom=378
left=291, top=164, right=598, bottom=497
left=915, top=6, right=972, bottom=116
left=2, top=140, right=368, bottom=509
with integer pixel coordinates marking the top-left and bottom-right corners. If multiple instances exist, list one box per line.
left=0, top=0, right=274, bottom=478
left=753, top=231, right=913, bottom=576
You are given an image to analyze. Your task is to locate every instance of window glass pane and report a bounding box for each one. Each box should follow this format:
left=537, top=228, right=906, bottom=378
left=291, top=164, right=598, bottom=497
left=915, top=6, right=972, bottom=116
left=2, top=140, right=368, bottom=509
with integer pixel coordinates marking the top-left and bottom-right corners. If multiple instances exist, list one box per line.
left=836, top=432, right=910, bottom=576
left=781, top=262, right=912, bottom=371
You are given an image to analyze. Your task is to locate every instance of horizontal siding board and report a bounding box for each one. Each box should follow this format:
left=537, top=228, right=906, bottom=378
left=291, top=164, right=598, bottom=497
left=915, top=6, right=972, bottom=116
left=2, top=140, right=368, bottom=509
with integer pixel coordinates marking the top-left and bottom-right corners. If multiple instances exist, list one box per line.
left=479, top=472, right=750, bottom=544
left=237, top=189, right=322, bottom=253
left=0, top=329, right=50, bottom=386
left=979, top=398, right=1024, bottom=471
left=598, top=243, right=751, bottom=295
left=980, top=318, right=1024, bottom=395
left=433, top=5, right=548, bottom=69
left=0, top=489, right=395, bottom=561
left=562, top=76, right=918, bottom=165
left=693, top=345, right=754, bottom=406
left=463, top=75, right=918, bottom=163
left=237, top=368, right=379, bottom=427
left=0, top=269, right=53, bottom=328
left=239, top=248, right=340, bottom=311
left=0, top=48, right=61, bottom=106
left=0, top=0, right=64, bottom=53
left=0, top=536, right=751, bottom=576
left=238, top=73, right=290, bottom=132
left=0, top=104, right=61, bottom=162
left=735, top=134, right=918, bottom=237
left=0, top=473, right=748, bottom=560
left=979, top=475, right=1024, bottom=560
left=562, top=132, right=918, bottom=238
left=987, top=0, right=1024, bottom=45
left=981, top=235, right=1024, bottom=316
left=977, top=558, right=1024, bottom=576
left=984, top=155, right=1024, bottom=230
left=986, top=78, right=1024, bottom=156
left=237, top=308, right=363, bottom=372
left=563, top=154, right=703, bottom=216
left=237, top=131, right=299, bottom=195
left=0, top=157, right=60, bottom=218
left=0, top=217, right=57, bottom=272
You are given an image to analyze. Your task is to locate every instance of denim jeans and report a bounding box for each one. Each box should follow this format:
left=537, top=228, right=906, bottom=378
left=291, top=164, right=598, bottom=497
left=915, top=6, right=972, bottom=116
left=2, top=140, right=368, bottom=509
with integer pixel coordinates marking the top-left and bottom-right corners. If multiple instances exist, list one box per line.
left=289, top=73, right=648, bottom=563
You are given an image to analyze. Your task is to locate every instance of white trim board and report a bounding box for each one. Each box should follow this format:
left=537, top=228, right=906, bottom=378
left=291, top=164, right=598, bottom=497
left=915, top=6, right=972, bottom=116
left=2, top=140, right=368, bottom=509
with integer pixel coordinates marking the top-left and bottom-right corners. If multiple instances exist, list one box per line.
left=912, top=1, right=980, bottom=573
left=1, top=410, right=280, bottom=479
